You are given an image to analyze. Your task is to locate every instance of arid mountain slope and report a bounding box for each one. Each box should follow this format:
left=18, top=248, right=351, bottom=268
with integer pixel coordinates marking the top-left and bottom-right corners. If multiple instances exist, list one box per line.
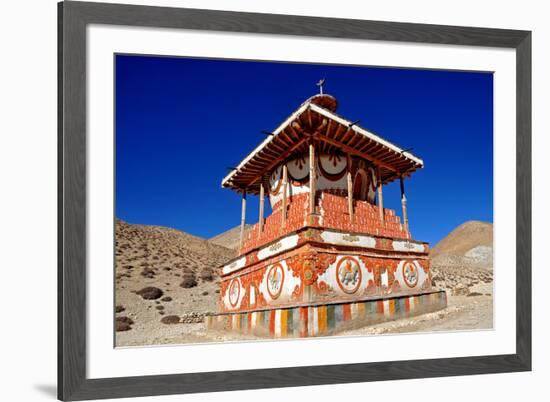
left=116, top=219, right=235, bottom=264
left=431, top=220, right=493, bottom=258
left=430, top=221, right=493, bottom=295
left=209, top=224, right=252, bottom=250
left=115, top=219, right=235, bottom=346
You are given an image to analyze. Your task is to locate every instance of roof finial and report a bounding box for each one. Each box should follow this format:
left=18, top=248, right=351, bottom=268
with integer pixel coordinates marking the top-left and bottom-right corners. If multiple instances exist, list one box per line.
left=316, top=78, right=325, bottom=95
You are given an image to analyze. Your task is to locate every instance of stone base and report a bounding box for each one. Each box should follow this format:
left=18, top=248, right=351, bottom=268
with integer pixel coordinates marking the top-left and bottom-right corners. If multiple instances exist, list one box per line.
left=207, top=289, right=447, bottom=338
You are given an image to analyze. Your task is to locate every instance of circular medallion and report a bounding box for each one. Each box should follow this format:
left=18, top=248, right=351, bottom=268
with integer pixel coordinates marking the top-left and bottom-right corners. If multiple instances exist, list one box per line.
left=402, top=262, right=419, bottom=288
left=228, top=279, right=240, bottom=307
left=336, top=257, right=362, bottom=294
left=266, top=263, right=284, bottom=299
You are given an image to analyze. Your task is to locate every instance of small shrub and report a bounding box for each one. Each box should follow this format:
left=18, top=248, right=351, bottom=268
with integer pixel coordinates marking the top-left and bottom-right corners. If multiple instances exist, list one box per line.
left=115, top=316, right=134, bottom=332
left=161, top=296, right=172, bottom=302
left=200, top=268, right=215, bottom=282
left=140, top=268, right=156, bottom=278
left=115, top=305, right=125, bottom=313
left=180, top=273, right=197, bottom=288
left=136, top=287, right=163, bottom=300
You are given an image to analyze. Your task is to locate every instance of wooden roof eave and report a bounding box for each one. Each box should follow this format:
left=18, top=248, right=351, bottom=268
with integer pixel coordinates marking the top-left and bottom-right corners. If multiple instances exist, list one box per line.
left=308, top=103, right=424, bottom=168
left=222, top=102, right=424, bottom=192
left=221, top=102, right=310, bottom=190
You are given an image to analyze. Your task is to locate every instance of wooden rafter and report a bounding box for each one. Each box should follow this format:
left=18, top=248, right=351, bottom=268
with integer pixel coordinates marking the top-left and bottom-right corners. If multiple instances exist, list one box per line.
left=315, top=134, right=399, bottom=173
left=247, top=137, right=310, bottom=186
left=222, top=102, right=423, bottom=193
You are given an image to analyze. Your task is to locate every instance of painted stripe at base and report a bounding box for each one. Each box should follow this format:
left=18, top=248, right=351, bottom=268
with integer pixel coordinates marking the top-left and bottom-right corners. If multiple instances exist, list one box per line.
left=208, top=290, right=447, bottom=338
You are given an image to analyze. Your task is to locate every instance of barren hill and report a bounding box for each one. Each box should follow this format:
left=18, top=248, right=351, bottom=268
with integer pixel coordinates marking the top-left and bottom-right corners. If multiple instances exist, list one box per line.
left=430, top=220, right=493, bottom=295
left=431, top=220, right=493, bottom=258
left=115, top=219, right=235, bottom=346
left=209, top=224, right=252, bottom=250
left=116, top=219, right=235, bottom=263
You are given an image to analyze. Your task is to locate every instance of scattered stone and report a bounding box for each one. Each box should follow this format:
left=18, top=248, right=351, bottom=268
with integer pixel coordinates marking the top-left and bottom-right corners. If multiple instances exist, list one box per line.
left=467, top=291, right=484, bottom=297
left=452, top=284, right=470, bottom=296
left=180, top=312, right=205, bottom=323
left=161, top=315, right=181, bottom=324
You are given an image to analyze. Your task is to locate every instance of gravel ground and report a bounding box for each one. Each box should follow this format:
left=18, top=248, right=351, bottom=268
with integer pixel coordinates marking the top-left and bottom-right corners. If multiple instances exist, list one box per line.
left=117, top=283, right=493, bottom=347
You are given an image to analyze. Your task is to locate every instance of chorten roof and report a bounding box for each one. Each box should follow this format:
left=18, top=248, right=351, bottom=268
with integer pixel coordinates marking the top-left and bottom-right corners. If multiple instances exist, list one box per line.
left=222, top=94, right=424, bottom=194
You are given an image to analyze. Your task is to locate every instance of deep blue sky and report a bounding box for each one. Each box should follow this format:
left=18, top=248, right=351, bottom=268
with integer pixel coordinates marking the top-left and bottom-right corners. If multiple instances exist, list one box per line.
left=115, top=55, right=493, bottom=245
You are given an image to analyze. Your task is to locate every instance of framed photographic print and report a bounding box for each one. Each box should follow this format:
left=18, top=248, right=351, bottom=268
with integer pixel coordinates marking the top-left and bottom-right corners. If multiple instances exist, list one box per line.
left=58, top=1, right=531, bottom=400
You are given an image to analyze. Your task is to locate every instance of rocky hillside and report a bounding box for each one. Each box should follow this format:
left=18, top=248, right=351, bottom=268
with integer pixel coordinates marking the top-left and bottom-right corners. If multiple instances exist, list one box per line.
left=116, top=219, right=235, bottom=266
left=115, top=219, right=235, bottom=345
left=430, top=221, right=493, bottom=295
left=209, top=224, right=252, bottom=250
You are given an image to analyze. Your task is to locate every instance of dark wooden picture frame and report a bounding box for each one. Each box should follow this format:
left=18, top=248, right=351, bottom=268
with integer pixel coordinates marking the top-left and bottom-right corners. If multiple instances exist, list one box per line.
left=58, top=1, right=531, bottom=400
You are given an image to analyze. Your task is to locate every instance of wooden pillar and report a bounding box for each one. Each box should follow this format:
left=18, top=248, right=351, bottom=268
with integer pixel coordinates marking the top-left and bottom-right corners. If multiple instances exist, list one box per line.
left=258, top=182, right=265, bottom=236
left=309, top=142, right=316, bottom=214
left=281, top=164, right=288, bottom=227
left=400, top=176, right=409, bottom=234
left=239, top=189, right=247, bottom=251
left=347, top=170, right=354, bottom=223
left=377, top=167, right=384, bottom=225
